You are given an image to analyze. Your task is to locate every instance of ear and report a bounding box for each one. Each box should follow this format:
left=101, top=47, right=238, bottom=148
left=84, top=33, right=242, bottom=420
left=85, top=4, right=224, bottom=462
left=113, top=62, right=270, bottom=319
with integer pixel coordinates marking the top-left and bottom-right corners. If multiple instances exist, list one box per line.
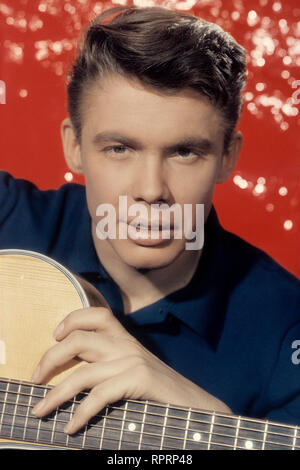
left=60, top=117, right=83, bottom=174
left=216, top=131, right=243, bottom=184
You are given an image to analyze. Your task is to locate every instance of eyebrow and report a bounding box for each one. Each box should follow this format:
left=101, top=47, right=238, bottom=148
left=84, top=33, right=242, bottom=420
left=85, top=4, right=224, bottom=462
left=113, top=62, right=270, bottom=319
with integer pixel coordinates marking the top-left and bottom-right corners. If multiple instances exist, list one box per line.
left=92, top=132, right=139, bottom=149
left=92, top=131, right=214, bottom=154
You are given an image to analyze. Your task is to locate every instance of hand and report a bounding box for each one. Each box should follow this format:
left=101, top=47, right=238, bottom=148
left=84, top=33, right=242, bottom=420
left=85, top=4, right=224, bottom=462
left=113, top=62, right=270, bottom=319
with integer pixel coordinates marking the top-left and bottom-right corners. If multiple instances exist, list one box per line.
left=31, top=306, right=231, bottom=434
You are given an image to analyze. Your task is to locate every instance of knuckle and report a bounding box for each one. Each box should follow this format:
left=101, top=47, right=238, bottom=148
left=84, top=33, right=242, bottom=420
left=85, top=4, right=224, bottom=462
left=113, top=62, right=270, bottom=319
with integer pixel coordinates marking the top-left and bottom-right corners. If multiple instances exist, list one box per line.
left=38, top=348, right=56, bottom=371
left=88, top=384, right=103, bottom=401
left=124, top=339, right=146, bottom=356
left=131, top=357, right=152, bottom=379
left=38, top=354, right=51, bottom=372
left=66, top=330, right=89, bottom=350
left=63, top=309, right=80, bottom=328
left=68, top=329, right=85, bottom=342
left=98, top=307, right=112, bottom=325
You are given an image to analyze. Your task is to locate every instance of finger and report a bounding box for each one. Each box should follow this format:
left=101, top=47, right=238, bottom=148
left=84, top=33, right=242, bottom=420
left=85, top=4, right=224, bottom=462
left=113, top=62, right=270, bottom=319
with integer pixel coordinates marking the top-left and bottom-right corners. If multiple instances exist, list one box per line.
left=32, top=358, right=134, bottom=419
left=32, top=330, right=113, bottom=384
left=64, top=371, right=135, bottom=435
left=53, top=307, right=130, bottom=341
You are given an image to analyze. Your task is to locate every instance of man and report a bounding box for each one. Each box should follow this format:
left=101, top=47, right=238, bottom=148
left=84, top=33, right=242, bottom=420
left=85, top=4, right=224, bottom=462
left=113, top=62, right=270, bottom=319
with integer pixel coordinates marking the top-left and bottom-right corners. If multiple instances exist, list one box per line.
left=0, top=6, right=299, bottom=438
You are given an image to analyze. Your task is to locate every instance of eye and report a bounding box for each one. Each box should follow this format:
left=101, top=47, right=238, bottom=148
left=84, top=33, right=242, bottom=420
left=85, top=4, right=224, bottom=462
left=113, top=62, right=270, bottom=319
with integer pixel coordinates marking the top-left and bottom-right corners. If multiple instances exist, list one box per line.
left=105, top=145, right=128, bottom=154
left=175, top=147, right=200, bottom=159
left=176, top=147, right=193, bottom=158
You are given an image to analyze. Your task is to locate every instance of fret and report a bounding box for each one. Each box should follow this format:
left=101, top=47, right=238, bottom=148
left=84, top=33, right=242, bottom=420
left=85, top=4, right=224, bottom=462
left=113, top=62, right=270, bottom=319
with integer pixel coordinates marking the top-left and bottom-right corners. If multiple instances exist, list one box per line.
left=22, top=384, right=34, bottom=442
left=81, top=424, right=87, bottom=449
left=185, top=410, right=212, bottom=450
left=160, top=404, right=169, bottom=449
left=67, top=429, right=85, bottom=449
left=119, top=401, right=145, bottom=450
left=207, top=411, right=215, bottom=450
left=163, top=406, right=189, bottom=449
left=138, top=402, right=147, bottom=450
left=264, top=423, right=296, bottom=450
left=24, top=384, right=42, bottom=443
left=209, top=413, right=241, bottom=450
left=236, top=418, right=265, bottom=450
left=81, top=412, right=103, bottom=449
left=64, top=395, right=76, bottom=448
left=47, top=399, right=71, bottom=448
left=9, top=382, right=21, bottom=439
left=139, top=403, right=165, bottom=449
left=183, top=409, right=191, bottom=450
left=233, top=417, right=240, bottom=450
left=50, top=408, right=58, bottom=445
left=118, top=400, right=128, bottom=450
left=262, top=421, right=268, bottom=450
left=210, top=415, right=238, bottom=450
left=99, top=405, right=108, bottom=449
left=101, top=401, right=127, bottom=449
left=0, top=379, right=10, bottom=437
left=36, top=386, right=48, bottom=444
left=291, top=426, right=297, bottom=450
left=66, top=394, right=85, bottom=449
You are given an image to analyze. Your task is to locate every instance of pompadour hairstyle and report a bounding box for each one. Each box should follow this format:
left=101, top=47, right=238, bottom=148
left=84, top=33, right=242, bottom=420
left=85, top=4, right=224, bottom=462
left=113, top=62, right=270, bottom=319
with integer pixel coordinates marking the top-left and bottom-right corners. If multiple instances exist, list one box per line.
left=67, top=5, right=246, bottom=154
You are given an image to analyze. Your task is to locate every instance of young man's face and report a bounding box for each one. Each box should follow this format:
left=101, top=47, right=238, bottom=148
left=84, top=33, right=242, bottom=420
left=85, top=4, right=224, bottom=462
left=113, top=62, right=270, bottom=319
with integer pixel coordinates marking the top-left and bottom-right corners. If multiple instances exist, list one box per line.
left=62, top=74, right=241, bottom=270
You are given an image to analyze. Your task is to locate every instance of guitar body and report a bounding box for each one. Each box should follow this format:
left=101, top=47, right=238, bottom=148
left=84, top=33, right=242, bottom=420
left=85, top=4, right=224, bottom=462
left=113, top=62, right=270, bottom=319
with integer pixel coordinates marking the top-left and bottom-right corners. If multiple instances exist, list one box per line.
left=0, top=249, right=109, bottom=449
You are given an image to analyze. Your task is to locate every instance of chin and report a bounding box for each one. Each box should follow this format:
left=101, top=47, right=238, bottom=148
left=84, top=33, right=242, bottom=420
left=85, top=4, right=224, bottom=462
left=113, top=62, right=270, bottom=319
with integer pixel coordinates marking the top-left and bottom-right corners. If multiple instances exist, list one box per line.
left=115, top=240, right=185, bottom=271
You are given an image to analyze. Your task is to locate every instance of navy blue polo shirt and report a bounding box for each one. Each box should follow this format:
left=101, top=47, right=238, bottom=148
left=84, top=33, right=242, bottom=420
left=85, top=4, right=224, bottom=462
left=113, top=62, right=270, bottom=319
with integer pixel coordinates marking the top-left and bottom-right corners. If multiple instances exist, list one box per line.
left=0, top=171, right=300, bottom=427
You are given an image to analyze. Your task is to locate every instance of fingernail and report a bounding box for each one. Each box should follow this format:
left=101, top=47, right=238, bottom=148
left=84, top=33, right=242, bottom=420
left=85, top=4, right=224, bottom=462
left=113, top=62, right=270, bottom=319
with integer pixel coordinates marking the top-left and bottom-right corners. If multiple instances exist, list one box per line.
left=53, top=322, right=64, bottom=339
left=31, top=365, right=40, bottom=383
left=32, top=399, right=45, bottom=416
left=64, top=420, right=74, bottom=434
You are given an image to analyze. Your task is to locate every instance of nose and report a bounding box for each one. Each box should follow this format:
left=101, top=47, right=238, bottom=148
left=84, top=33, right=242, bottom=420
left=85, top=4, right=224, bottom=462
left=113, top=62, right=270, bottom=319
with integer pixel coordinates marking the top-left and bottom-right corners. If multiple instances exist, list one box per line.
left=131, top=154, right=170, bottom=205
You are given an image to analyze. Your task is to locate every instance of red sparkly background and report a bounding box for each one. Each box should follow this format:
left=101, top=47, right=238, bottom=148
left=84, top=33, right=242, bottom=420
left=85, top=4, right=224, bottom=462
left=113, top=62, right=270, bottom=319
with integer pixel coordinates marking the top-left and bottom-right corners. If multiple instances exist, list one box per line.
left=0, top=0, right=299, bottom=277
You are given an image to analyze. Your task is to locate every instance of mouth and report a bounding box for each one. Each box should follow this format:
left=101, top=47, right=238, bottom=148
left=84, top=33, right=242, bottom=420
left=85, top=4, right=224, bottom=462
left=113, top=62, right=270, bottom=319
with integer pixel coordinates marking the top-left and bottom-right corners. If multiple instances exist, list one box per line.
left=122, top=220, right=176, bottom=245
left=127, top=219, right=175, bottom=231
left=133, top=223, right=173, bottom=231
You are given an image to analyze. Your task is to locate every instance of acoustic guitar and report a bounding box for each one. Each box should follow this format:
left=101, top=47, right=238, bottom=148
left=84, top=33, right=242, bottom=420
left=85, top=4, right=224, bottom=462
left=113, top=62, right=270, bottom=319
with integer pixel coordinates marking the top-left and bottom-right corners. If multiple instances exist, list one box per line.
left=0, top=249, right=299, bottom=450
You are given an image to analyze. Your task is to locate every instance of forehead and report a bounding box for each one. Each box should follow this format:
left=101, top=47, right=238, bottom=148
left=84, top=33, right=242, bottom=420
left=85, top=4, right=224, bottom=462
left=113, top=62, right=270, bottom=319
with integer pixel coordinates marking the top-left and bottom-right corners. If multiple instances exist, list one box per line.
left=80, top=74, right=224, bottom=145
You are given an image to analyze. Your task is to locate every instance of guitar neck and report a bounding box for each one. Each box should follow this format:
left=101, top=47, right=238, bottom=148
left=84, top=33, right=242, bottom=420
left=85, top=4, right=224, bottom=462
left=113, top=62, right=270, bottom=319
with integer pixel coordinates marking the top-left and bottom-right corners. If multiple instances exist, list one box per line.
left=0, top=377, right=299, bottom=450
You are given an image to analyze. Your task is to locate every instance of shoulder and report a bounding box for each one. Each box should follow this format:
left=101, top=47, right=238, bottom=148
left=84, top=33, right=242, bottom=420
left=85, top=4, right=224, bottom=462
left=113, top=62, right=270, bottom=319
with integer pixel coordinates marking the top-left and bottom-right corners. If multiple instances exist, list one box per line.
left=0, top=170, right=85, bottom=219
left=224, top=227, right=299, bottom=292
left=0, top=171, right=86, bottom=250
left=216, top=226, right=300, bottom=422
left=220, top=226, right=299, bottom=327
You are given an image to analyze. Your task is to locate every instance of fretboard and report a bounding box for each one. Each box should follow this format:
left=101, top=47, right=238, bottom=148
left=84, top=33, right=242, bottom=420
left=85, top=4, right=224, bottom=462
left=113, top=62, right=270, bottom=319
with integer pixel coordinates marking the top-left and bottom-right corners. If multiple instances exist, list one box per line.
left=0, top=377, right=299, bottom=450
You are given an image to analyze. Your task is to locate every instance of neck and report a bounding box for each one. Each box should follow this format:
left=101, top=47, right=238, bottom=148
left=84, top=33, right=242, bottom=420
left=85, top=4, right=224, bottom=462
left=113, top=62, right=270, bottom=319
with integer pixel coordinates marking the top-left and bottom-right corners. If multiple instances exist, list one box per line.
left=92, top=223, right=202, bottom=314
left=1, top=377, right=299, bottom=450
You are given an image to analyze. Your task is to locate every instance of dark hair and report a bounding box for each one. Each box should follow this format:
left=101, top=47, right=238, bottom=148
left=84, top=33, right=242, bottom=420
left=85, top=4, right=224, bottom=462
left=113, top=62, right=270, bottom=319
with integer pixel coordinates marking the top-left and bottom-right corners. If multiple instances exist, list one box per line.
left=67, top=5, right=246, bottom=154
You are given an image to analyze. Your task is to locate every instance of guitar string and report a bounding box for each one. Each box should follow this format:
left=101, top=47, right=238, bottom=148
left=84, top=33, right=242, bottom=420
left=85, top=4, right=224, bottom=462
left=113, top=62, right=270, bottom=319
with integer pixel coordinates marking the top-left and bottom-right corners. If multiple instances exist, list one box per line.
left=0, top=417, right=182, bottom=451
left=1, top=379, right=299, bottom=440
left=0, top=400, right=299, bottom=449
left=1, top=398, right=262, bottom=440
left=0, top=389, right=298, bottom=443
left=1, top=377, right=298, bottom=432
left=0, top=391, right=297, bottom=444
left=0, top=391, right=297, bottom=442
left=1, top=411, right=293, bottom=451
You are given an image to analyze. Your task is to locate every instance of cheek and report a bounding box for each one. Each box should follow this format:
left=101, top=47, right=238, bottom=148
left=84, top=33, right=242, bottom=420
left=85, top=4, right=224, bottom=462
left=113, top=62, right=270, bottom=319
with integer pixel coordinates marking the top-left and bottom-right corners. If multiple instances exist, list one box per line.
left=171, top=165, right=218, bottom=205
left=83, top=161, right=125, bottom=214
left=84, top=178, right=113, bottom=226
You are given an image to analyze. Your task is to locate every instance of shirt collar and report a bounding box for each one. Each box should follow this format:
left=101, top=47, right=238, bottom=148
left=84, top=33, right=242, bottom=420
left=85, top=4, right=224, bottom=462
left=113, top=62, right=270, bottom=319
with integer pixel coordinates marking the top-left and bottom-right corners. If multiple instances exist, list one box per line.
left=159, top=205, right=229, bottom=346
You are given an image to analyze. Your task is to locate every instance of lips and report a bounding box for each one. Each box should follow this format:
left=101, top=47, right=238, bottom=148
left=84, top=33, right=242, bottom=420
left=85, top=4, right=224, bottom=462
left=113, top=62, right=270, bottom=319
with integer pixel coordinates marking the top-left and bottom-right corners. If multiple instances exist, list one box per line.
left=126, top=218, right=174, bottom=230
